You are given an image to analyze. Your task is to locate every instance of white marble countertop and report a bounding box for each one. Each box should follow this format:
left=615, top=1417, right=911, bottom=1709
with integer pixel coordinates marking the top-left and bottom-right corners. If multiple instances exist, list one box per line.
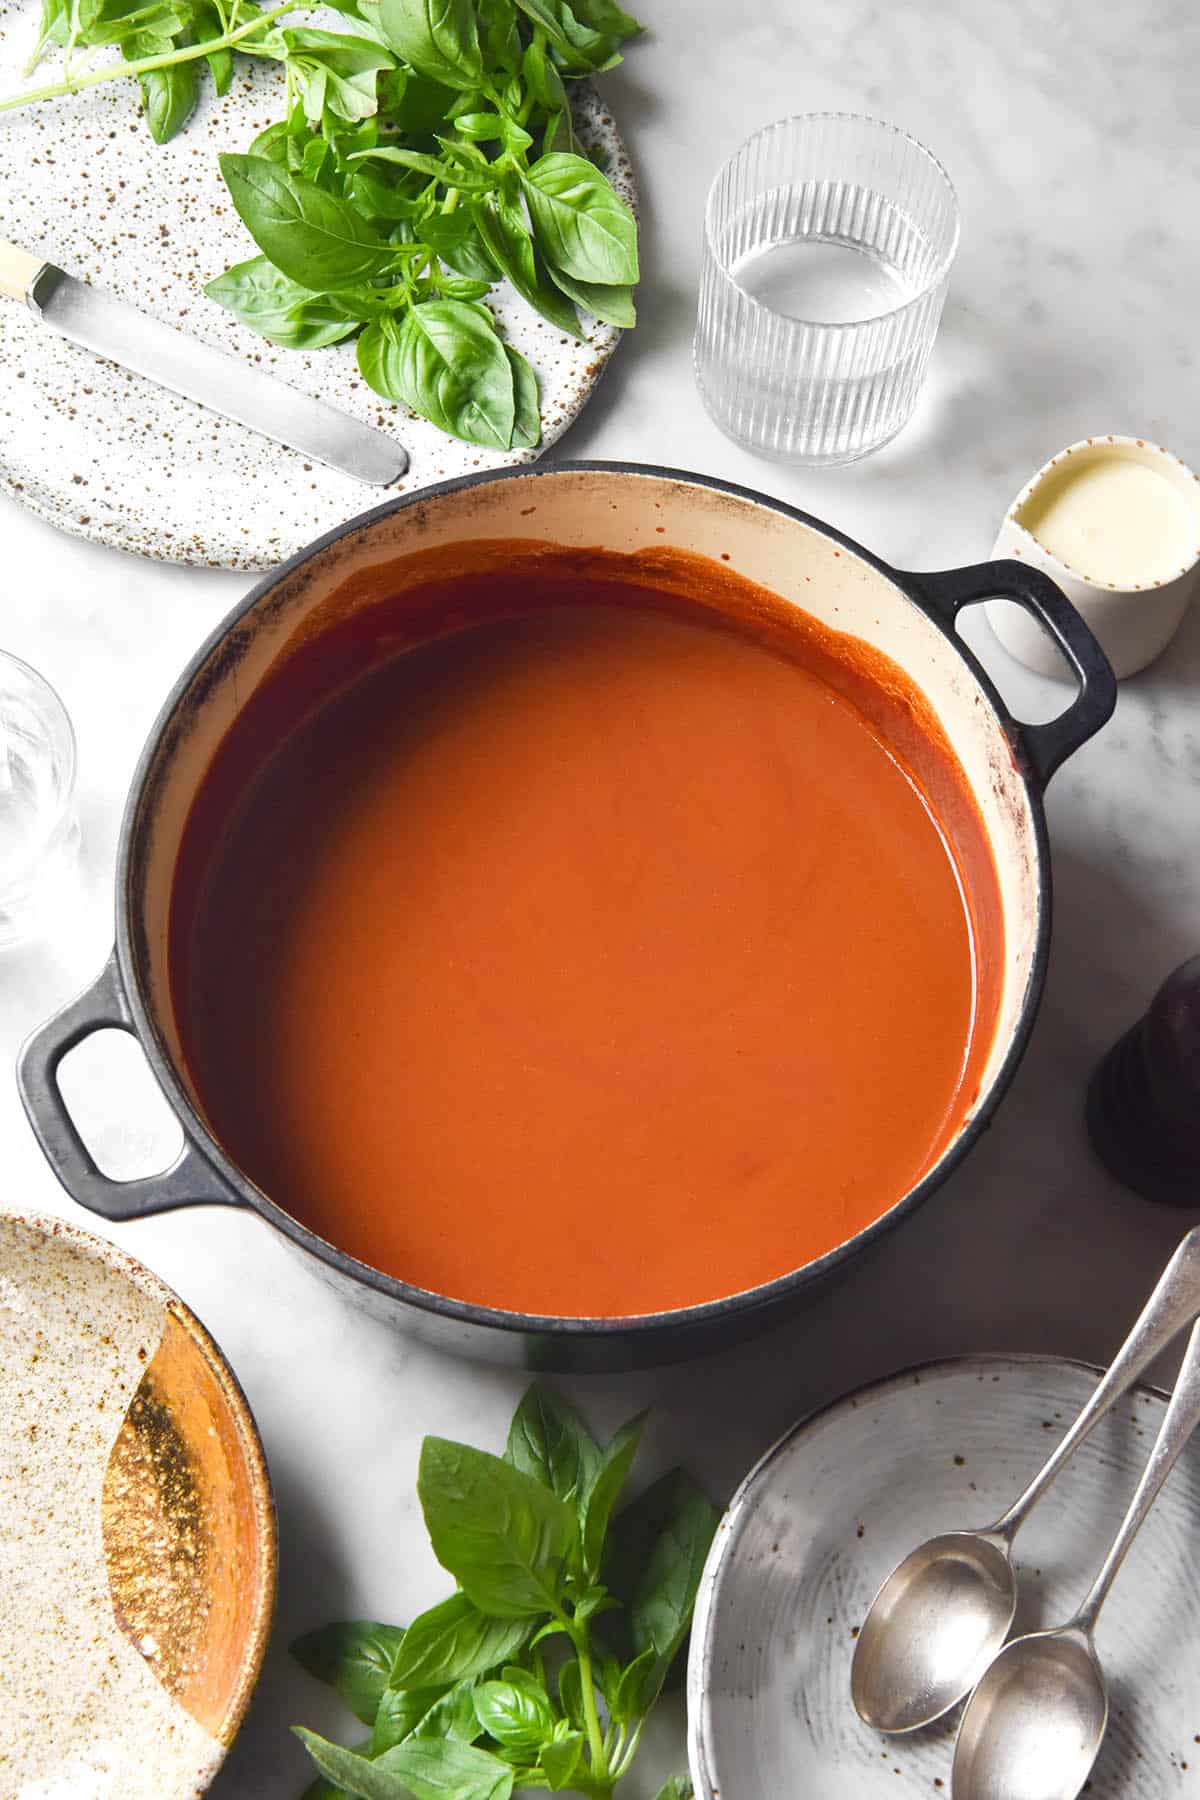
left=2, top=0, right=1198, bottom=1793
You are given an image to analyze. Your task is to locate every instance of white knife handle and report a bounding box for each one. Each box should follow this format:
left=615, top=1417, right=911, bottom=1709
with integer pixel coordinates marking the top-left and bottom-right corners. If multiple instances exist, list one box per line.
left=0, top=241, right=48, bottom=304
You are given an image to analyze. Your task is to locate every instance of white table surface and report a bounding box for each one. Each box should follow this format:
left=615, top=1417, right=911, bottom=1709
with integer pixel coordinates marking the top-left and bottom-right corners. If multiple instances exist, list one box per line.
left=3, top=1, right=1199, bottom=1794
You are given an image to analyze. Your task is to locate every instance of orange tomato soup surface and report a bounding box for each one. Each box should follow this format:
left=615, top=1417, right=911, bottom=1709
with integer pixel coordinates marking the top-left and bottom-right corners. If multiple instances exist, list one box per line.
left=170, top=543, right=1003, bottom=1318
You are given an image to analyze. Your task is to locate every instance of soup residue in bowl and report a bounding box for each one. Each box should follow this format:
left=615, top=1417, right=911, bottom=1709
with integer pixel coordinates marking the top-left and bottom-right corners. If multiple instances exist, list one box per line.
left=169, top=545, right=1002, bottom=1317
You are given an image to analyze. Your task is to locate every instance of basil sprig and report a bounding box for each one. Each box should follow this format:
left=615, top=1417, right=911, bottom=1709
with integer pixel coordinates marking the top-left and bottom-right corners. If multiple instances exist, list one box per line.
left=4, top=0, right=643, bottom=451
left=292, top=1384, right=716, bottom=1800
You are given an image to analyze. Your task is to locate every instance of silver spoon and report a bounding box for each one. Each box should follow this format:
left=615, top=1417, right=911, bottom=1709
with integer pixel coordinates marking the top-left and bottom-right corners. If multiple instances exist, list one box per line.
left=953, top=1311, right=1200, bottom=1800
left=851, top=1225, right=1200, bottom=1732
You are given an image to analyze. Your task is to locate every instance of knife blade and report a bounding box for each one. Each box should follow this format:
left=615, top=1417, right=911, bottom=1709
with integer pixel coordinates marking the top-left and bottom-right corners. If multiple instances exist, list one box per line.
left=0, top=239, right=408, bottom=486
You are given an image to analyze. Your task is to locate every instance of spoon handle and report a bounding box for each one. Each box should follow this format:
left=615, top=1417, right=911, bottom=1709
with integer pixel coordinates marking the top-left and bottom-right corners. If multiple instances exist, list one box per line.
left=1072, top=1313, right=1200, bottom=1632
left=996, top=1225, right=1200, bottom=1535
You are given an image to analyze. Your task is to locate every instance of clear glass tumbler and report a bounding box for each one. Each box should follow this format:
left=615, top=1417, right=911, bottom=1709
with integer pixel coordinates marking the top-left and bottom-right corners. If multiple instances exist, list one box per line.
left=0, top=650, right=79, bottom=949
left=694, top=114, right=960, bottom=465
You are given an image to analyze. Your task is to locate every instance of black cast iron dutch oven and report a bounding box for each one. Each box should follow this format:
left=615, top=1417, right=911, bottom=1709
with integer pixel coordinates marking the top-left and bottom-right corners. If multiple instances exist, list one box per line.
left=16, top=463, right=1116, bottom=1370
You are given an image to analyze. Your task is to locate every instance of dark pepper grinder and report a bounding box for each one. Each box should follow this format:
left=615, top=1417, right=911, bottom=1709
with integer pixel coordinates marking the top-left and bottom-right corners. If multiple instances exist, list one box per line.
left=1087, top=957, right=1200, bottom=1205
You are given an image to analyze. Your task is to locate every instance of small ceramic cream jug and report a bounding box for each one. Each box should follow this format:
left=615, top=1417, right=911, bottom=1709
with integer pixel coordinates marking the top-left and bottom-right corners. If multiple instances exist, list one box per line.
left=987, top=436, right=1200, bottom=680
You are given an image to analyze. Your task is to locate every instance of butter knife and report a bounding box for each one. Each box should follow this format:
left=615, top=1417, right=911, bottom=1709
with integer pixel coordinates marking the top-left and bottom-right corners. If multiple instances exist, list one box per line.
left=0, top=239, right=408, bottom=486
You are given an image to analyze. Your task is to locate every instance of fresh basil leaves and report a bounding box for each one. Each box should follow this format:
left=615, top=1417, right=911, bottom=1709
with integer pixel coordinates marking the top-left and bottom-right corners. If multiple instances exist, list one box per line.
left=293, top=1384, right=717, bottom=1800
left=8, top=0, right=643, bottom=450
left=292, top=1621, right=407, bottom=1725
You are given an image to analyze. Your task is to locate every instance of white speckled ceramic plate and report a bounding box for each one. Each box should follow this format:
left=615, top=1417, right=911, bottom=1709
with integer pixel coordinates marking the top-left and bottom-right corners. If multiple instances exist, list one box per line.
left=689, top=1356, right=1200, bottom=1799
left=0, top=1207, right=275, bottom=1796
left=0, top=6, right=634, bottom=568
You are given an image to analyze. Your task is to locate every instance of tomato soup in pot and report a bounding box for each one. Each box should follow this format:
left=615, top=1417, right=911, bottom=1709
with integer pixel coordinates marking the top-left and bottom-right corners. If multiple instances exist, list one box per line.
left=169, top=543, right=1002, bottom=1318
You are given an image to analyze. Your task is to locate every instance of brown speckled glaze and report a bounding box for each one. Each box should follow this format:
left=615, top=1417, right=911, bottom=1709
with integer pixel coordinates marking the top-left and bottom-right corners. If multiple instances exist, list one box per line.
left=0, top=1208, right=275, bottom=1794
left=0, top=17, right=635, bottom=569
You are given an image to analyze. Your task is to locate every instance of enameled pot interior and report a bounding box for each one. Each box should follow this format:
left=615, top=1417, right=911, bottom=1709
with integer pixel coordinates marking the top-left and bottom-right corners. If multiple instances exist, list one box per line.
left=127, top=467, right=1042, bottom=1300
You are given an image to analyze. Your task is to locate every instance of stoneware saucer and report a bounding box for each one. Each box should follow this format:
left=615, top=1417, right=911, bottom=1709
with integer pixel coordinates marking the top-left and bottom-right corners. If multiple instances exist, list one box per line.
left=688, top=1355, right=1200, bottom=1798
left=0, top=13, right=634, bottom=570
left=0, top=1207, right=275, bottom=1797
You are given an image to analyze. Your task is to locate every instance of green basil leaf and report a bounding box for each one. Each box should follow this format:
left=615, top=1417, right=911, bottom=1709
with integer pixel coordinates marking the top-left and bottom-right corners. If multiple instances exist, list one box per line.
left=205, top=257, right=362, bottom=349
left=301, top=1777, right=352, bottom=1800
left=595, top=1645, right=623, bottom=1709
left=382, top=1738, right=515, bottom=1800
left=190, top=1, right=232, bottom=93
left=580, top=1412, right=645, bottom=1576
left=513, top=0, right=625, bottom=70
left=221, top=154, right=397, bottom=289
left=541, top=106, right=573, bottom=157
left=326, top=63, right=388, bottom=122
left=369, top=0, right=482, bottom=88
left=571, top=1584, right=617, bottom=1624
left=360, top=302, right=518, bottom=449
left=611, top=1643, right=658, bottom=1723
left=555, top=1657, right=584, bottom=1732
left=556, top=0, right=623, bottom=69
left=389, top=1591, right=535, bottom=1687
left=520, top=36, right=567, bottom=114
left=26, top=0, right=71, bottom=70
left=481, top=1, right=520, bottom=69
left=388, top=67, right=459, bottom=130
left=299, top=61, right=329, bottom=123
left=138, top=58, right=197, bottom=144
left=504, top=1386, right=602, bottom=1516
left=570, top=0, right=643, bottom=32
left=99, top=1, right=186, bottom=46
left=249, top=117, right=292, bottom=162
left=348, top=146, right=492, bottom=192
left=283, top=26, right=397, bottom=67
left=504, top=346, right=540, bottom=449
left=291, top=1621, right=407, bottom=1726
left=624, top=1477, right=719, bottom=1671
left=451, top=109, right=504, bottom=141
left=372, top=1683, right=454, bottom=1754
left=348, top=167, right=425, bottom=224
left=529, top=1617, right=570, bottom=1649
left=207, top=41, right=234, bottom=93
left=296, top=1734, right=403, bottom=1800
left=473, top=202, right=582, bottom=338
left=419, top=1435, right=578, bottom=1612
left=654, top=1777, right=694, bottom=1800
left=420, top=211, right=496, bottom=280
left=435, top=274, right=489, bottom=299
left=603, top=1472, right=701, bottom=1616
left=298, top=1730, right=514, bottom=1800
left=545, top=263, right=635, bottom=327
left=539, top=1729, right=583, bottom=1791
left=522, top=151, right=638, bottom=286
left=434, top=133, right=490, bottom=171
left=471, top=1677, right=554, bottom=1750
left=411, top=1678, right=484, bottom=1745
left=301, top=134, right=333, bottom=184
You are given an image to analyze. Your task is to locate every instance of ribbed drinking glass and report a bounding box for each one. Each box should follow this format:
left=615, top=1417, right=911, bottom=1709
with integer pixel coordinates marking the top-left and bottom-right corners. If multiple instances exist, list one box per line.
left=694, top=114, right=960, bottom=464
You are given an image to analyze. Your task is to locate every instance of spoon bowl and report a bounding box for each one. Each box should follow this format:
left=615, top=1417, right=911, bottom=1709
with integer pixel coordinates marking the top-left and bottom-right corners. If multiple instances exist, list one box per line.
left=952, top=1627, right=1108, bottom=1800
left=851, top=1531, right=1016, bottom=1731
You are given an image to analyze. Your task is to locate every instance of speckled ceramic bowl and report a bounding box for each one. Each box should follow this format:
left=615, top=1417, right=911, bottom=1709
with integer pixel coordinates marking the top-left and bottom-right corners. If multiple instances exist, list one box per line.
left=688, top=1355, right=1200, bottom=1799
left=0, top=1207, right=275, bottom=1797
left=0, top=3, right=635, bottom=571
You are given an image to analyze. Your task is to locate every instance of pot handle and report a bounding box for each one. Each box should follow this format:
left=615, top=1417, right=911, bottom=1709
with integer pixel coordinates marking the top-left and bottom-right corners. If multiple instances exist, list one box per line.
left=904, top=559, right=1117, bottom=787
left=16, top=950, right=242, bottom=1222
